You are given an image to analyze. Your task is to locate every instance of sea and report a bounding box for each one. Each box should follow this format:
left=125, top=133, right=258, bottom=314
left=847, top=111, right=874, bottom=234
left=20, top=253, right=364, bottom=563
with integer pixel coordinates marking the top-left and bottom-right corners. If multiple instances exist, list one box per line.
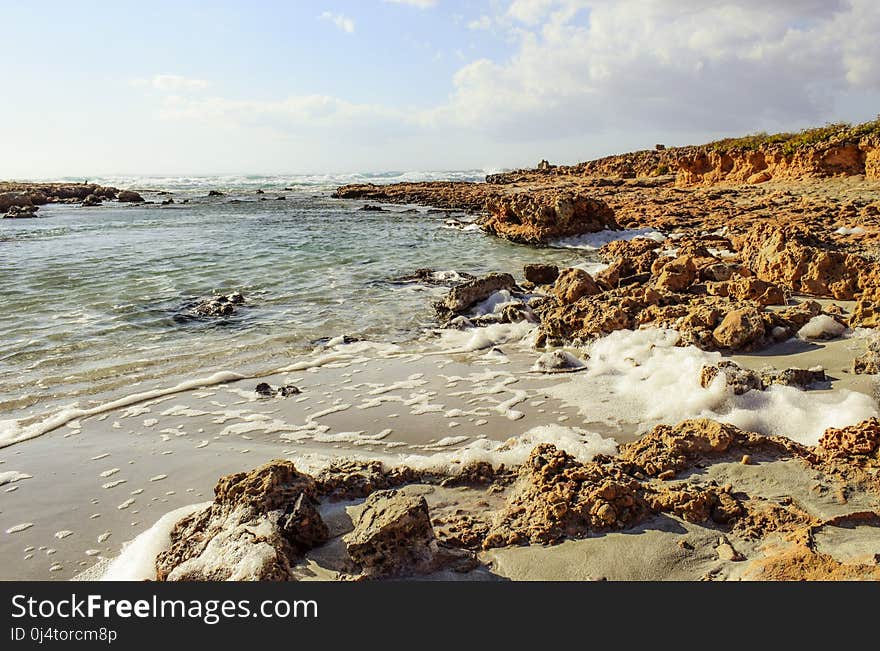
left=0, top=171, right=594, bottom=443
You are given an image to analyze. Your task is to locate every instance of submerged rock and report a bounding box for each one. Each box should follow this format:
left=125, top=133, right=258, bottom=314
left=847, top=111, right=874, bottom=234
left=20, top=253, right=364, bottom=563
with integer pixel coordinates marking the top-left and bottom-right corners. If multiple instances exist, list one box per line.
left=193, top=291, right=245, bottom=318
left=3, top=204, right=39, bottom=218
left=156, top=461, right=329, bottom=581
left=358, top=204, right=386, bottom=212
left=255, top=383, right=301, bottom=398
left=207, top=190, right=224, bottom=197
left=434, top=272, right=517, bottom=318
left=81, top=194, right=102, bottom=207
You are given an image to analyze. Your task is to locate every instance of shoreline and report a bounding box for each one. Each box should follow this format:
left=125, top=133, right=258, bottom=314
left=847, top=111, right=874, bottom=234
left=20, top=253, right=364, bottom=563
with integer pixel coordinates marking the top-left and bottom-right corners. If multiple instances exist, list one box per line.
left=3, top=125, right=880, bottom=581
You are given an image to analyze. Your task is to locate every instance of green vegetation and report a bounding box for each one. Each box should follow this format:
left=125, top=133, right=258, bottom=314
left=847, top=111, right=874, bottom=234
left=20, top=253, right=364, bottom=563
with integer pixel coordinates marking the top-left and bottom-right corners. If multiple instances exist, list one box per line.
left=652, top=163, right=670, bottom=176
left=706, top=116, right=880, bottom=154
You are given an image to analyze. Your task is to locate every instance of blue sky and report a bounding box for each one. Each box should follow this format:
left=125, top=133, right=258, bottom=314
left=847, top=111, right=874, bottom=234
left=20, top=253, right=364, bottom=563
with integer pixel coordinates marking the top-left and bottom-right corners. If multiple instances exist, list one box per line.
left=1, top=0, right=878, bottom=177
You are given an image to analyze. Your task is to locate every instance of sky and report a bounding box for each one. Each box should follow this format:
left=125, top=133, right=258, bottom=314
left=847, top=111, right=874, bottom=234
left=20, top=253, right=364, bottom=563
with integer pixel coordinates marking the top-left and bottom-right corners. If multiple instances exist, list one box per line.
left=1, top=0, right=879, bottom=177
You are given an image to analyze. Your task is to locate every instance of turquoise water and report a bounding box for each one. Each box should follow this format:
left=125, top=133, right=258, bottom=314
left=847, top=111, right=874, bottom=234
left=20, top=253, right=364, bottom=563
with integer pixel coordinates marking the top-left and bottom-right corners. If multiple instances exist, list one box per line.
left=0, top=174, right=589, bottom=424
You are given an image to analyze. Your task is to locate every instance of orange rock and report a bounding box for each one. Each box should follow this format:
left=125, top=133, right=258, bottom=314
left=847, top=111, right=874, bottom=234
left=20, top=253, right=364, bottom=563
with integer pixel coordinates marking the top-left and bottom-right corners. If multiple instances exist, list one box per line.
left=712, top=306, right=766, bottom=350
left=655, top=255, right=698, bottom=292
left=553, top=268, right=602, bottom=304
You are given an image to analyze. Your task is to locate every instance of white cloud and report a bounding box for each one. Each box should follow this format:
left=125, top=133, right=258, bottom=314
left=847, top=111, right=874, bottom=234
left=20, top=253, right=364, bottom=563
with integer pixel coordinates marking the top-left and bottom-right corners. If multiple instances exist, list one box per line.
left=440, top=0, right=880, bottom=136
left=145, top=1, right=880, bottom=149
left=319, top=11, right=355, bottom=33
left=383, top=0, right=438, bottom=8
left=130, top=74, right=210, bottom=92
left=467, top=15, right=493, bottom=30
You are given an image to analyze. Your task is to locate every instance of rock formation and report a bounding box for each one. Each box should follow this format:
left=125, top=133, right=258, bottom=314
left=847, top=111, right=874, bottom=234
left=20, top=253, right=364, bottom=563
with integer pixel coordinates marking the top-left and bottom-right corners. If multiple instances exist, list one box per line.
left=482, top=189, right=617, bottom=245
left=156, top=461, right=329, bottom=581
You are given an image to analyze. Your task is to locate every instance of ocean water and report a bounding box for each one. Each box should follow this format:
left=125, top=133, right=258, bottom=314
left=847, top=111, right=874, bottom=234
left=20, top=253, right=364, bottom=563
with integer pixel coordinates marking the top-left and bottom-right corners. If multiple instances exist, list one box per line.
left=0, top=172, right=590, bottom=433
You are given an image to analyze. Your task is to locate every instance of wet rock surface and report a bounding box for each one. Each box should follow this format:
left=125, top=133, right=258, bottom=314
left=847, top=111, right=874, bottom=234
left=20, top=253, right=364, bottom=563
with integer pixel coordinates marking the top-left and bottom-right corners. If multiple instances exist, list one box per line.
left=148, top=414, right=880, bottom=581
left=156, top=461, right=328, bottom=581
left=434, top=273, right=517, bottom=320
left=192, top=291, right=245, bottom=318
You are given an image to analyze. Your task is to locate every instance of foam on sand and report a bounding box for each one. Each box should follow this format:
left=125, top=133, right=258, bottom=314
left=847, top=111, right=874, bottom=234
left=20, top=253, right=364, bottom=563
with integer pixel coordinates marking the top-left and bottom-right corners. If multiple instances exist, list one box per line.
left=436, top=321, right=536, bottom=353
left=100, top=502, right=209, bottom=581
left=545, top=327, right=877, bottom=445
left=798, top=315, right=847, bottom=340
left=549, top=227, right=666, bottom=250
left=0, top=371, right=246, bottom=449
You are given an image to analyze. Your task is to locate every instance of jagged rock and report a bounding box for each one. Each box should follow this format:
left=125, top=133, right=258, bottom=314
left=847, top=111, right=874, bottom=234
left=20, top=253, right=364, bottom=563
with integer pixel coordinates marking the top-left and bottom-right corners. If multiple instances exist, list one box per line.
left=156, top=461, right=328, bottom=581
left=707, top=277, right=787, bottom=306
left=735, top=223, right=867, bottom=300
left=599, top=238, right=661, bottom=269
left=712, top=306, right=765, bottom=350
left=483, top=189, right=617, bottom=245
left=700, top=361, right=827, bottom=394
left=315, top=461, right=419, bottom=501
left=699, top=361, right=763, bottom=395
left=484, top=444, right=650, bottom=547
left=344, top=490, right=437, bottom=577
left=3, top=204, right=38, bottom=218
left=208, top=190, right=224, bottom=197
left=655, top=255, right=697, bottom=292
left=620, top=419, right=740, bottom=477
left=853, top=335, right=880, bottom=374
left=523, top=263, right=559, bottom=285
left=434, top=273, right=516, bottom=317
left=117, top=190, right=145, bottom=203
left=553, top=268, right=601, bottom=303
left=850, top=298, right=880, bottom=328
left=817, top=418, right=880, bottom=460
left=194, top=291, right=245, bottom=317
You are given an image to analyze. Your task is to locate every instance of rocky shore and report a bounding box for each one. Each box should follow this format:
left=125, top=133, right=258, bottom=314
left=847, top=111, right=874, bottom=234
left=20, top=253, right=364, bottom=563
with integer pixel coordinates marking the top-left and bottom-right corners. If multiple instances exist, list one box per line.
left=1, top=181, right=143, bottom=217
left=78, top=118, right=880, bottom=580
left=145, top=417, right=880, bottom=581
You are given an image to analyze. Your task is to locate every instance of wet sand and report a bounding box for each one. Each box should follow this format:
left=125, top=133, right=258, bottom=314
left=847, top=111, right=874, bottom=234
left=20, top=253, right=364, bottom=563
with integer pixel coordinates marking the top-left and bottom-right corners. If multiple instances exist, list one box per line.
left=0, top=343, right=593, bottom=580
left=1, top=321, right=877, bottom=581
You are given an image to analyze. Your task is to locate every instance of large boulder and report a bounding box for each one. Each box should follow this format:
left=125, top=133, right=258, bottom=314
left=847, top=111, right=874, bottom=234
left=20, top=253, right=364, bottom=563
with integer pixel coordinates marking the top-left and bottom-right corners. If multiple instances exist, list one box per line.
left=654, top=255, right=697, bottom=292
left=117, top=190, right=145, bottom=203
left=712, top=306, right=765, bottom=350
left=344, top=490, right=437, bottom=577
left=553, top=268, right=601, bottom=304
left=483, top=189, right=617, bottom=245
left=735, top=223, right=867, bottom=300
left=156, top=460, right=329, bottom=581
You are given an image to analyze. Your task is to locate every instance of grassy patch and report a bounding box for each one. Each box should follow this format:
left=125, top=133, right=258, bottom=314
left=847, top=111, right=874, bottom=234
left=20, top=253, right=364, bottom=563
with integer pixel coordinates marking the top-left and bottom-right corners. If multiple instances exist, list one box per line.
left=706, top=116, right=880, bottom=154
